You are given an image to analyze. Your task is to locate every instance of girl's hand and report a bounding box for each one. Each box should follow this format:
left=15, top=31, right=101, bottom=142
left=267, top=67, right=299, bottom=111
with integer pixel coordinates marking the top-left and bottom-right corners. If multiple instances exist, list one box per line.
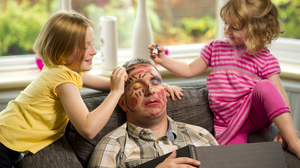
left=163, top=83, right=183, bottom=101
left=110, top=67, right=128, bottom=95
left=274, top=131, right=288, bottom=148
left=148, top=43, right=166, bottom=64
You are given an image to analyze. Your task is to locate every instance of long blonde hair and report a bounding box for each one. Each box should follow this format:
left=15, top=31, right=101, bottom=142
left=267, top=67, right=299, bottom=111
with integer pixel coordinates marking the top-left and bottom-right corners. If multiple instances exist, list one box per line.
left=34, top=11, right=93, bottom=70
left=220, top=0, right=283, bottom=54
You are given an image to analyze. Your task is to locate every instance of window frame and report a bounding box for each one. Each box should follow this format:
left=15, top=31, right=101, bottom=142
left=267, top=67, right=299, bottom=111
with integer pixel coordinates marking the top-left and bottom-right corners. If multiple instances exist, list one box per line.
left=0, top=0, right=299, bottom=91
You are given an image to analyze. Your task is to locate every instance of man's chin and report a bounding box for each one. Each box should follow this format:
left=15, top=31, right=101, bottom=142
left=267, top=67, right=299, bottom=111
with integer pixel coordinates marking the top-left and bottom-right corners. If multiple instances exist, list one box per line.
left=146, top=110, right=165, bottom=119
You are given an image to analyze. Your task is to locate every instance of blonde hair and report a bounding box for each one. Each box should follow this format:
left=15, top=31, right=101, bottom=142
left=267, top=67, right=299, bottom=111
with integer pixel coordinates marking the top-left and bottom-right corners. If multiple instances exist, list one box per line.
left=220, top=0, right=283, bottom=54
left=34, top=11, right=93, bottom=70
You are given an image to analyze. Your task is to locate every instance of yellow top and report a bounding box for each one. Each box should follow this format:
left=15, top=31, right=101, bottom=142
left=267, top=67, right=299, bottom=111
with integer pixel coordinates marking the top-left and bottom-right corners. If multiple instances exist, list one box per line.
left=0, top=65, right=82, bottom=154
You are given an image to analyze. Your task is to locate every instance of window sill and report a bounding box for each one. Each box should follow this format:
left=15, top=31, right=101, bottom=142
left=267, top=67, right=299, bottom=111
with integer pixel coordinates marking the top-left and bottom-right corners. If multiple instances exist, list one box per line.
left=0, top=40, right=300, bottom=92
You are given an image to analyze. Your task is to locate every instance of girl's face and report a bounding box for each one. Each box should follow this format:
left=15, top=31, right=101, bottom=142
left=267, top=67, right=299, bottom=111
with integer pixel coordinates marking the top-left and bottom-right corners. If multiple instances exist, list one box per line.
left=224, top=22, right=246, bottom=46
left=66, top=26, right=97, bottom=73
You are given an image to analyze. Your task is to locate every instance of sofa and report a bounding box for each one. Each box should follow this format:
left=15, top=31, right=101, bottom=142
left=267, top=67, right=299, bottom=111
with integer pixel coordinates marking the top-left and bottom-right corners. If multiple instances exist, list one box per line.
left=17, top=84, right=300, bottom=168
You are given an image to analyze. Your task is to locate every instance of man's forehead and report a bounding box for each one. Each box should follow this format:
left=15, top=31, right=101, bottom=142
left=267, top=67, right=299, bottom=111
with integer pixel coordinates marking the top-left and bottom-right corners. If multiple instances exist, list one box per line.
left=126, top=64, right=160, bottom=77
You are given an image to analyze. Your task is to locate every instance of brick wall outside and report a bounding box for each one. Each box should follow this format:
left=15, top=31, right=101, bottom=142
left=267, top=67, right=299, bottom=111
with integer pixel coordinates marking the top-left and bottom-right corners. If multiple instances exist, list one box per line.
left=153, top=0, right=216, bottom=25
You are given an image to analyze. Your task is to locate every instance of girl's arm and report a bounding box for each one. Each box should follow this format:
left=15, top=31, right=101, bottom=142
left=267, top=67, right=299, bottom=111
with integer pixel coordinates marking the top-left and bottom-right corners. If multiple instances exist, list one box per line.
left=82, top=72, right=111, bottom=92
left=149, top=44, right=208, bottom=78
left=56, top=67, right=127, bottom=140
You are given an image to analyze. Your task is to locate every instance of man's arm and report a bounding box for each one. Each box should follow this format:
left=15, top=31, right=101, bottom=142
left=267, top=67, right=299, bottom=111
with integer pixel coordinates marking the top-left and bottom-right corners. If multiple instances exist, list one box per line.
left=88, top=137, right=121, bottom=168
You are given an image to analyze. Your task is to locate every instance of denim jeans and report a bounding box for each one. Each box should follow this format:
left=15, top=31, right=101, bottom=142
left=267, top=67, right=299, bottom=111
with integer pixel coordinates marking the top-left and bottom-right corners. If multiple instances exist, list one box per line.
left=0, top=142, right=20, bottom=168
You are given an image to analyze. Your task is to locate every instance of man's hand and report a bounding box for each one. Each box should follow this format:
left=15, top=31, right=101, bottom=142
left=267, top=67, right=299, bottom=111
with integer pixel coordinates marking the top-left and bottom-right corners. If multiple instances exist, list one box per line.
left=156, top=150, right=200, bottom=168
left=163, top=83, right=183, bottom=101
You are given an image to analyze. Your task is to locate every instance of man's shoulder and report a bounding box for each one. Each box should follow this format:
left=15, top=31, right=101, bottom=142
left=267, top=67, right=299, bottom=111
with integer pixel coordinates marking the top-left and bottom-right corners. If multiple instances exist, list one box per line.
left=175, top=121, right=210, bottom=134
left=102, top=122, right=128, bottom=140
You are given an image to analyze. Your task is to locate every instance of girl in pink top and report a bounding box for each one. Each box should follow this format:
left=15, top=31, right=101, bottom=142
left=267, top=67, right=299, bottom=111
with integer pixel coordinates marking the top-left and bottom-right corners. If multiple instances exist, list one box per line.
left=148, top=0, right=300, bottom=159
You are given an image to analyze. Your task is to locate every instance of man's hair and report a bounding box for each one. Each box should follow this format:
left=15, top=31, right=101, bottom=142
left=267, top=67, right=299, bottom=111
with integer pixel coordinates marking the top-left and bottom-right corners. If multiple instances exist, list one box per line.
left=122, top=58, right=160, bottom=74
left=220, top=0, right=283, bottom=54
left=34, top=10, right=93, bottom=70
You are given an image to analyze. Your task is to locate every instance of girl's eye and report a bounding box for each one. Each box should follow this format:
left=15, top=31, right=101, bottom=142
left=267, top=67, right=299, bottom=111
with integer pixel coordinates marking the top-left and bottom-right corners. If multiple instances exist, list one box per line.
left=233, top=26, right=239, bottom=31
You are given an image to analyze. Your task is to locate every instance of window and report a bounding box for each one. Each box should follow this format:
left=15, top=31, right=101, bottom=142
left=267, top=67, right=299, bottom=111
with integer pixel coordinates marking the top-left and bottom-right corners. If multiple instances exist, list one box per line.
left=0, top=0, right=299, bottom=90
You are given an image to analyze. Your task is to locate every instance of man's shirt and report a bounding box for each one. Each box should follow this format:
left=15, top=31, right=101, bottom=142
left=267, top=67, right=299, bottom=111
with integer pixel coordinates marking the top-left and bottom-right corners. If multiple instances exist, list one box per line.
left=88, top=116, right=218, bottom=168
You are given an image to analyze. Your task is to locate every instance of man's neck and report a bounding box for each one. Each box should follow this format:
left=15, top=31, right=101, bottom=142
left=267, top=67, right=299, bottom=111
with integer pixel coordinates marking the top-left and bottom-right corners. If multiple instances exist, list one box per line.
left=130, top=115, right=169, bottom=139
left=148, top=117, right=168, bottom=139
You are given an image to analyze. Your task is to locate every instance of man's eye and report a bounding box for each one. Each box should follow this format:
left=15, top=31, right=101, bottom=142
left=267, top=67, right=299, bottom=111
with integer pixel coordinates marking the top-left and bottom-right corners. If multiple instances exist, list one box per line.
left=133, top=83, right=142, bottom=90
left=151, top=79, right=160, bottom=85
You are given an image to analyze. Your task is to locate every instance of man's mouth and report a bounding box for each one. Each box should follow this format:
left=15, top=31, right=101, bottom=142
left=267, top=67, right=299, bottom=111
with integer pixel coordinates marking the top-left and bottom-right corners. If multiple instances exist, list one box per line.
left=144, top=98, right=161, bottom=107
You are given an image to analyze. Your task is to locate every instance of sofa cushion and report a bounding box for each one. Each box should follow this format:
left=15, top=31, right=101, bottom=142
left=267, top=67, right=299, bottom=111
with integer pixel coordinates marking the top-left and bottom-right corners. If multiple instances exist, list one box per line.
left=166, top=84, right=214, bottom=134
left=66, top=91, right=127, bottom=167
left=18, top=136, right=82, bottom=168
left=65, top=84, right=215, bottom=167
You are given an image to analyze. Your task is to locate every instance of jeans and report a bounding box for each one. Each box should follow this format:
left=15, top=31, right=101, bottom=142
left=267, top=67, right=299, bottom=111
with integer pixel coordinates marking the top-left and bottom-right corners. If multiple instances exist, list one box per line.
left=0, top=143, right=20, bottom=168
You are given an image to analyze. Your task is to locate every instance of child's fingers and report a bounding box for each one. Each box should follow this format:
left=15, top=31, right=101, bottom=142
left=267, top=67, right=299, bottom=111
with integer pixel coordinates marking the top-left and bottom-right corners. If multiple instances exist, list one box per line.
left=174, top=87, right=183, bottom=100
left=164, top=85, right=175, bottom=101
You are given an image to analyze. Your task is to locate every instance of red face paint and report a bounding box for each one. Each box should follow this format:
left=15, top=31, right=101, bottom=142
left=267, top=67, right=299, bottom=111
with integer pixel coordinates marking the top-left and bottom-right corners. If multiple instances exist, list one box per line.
left=131, top=97, right=138, bottom=107
left=130, top=66, right=155, bottom=77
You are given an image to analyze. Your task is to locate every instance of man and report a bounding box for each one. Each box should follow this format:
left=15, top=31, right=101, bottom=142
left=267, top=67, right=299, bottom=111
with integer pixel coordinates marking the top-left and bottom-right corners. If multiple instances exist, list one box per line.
left=88, top=58, right=218, bottom=168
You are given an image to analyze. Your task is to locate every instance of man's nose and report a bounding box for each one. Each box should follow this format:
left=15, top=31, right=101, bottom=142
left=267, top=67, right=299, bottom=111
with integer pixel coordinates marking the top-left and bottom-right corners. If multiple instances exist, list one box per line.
left=144, top=84, right=155, bottom=96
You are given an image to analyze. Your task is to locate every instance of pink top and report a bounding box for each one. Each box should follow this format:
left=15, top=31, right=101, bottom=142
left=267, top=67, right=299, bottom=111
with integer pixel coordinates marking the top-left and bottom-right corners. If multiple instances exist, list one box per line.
left=200, top=38, right=281, bottom=145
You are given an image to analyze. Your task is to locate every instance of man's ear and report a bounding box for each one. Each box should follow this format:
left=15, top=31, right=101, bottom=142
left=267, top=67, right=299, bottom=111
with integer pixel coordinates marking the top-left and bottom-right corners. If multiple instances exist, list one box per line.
left=118, top=94, right=128, bottom=112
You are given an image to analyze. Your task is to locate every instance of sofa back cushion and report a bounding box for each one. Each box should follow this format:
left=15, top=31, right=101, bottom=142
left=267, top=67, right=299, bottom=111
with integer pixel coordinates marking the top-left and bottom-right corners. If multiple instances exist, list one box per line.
left=65, top=84, right=214, bottom=167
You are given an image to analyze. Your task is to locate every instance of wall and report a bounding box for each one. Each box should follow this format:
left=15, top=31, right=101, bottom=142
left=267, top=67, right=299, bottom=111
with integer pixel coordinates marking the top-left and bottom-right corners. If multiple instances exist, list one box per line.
left=154, top=0, right=216, bottom=25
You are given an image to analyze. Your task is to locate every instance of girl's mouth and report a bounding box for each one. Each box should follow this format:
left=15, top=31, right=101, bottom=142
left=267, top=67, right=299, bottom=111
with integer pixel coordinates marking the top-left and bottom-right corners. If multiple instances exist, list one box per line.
left=85, top=59, right=93, bottom=64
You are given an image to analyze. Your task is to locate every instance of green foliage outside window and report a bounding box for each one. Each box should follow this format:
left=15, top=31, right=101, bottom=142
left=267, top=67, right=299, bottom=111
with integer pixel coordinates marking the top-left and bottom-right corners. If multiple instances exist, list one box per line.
left=0, top=0, right=299, bottom=57
left=0, top=0, right=54, bottom=56
left=273, top=0, right=300, bottom=39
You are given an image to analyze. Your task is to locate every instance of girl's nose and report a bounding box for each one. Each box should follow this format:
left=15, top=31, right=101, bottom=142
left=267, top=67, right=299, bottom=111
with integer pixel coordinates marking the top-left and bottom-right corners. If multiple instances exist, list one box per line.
left=91, top=45, right=97, bottom=55
left=224, top=25, right=231, bottom=35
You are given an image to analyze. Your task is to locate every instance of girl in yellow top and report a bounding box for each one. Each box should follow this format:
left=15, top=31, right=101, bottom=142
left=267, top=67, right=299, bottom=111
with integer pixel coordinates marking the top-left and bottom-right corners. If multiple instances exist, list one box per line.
left=0, top=11, right=182, bottom=167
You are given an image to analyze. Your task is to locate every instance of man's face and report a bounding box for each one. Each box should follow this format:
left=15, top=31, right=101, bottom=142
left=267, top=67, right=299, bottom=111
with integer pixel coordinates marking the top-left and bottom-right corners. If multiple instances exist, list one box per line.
left=120, top=64, right=167, bottom=125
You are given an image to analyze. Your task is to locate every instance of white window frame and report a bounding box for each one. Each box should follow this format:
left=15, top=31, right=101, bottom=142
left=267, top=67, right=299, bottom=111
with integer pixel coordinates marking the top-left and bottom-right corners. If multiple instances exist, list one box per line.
left=0, top=0, right=299, bottom=91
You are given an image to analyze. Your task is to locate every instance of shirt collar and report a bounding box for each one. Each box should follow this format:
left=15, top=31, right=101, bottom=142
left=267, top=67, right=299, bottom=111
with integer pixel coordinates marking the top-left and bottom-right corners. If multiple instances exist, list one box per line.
left=127, top=116, right=178, bottom=141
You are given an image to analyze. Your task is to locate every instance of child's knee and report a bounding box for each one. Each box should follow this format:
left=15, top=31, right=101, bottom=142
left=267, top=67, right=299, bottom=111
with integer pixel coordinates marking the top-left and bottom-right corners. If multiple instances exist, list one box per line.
left=253, top=80, right=276, bottom=94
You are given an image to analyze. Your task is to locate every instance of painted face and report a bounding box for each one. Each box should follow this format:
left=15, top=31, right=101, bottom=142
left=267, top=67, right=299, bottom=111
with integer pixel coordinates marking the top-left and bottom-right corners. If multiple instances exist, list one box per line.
left=223, top=22, right=246, bottom=46
left=66, top=26, right=97, bottom=73
left=122, top=64, right=167, bottom=123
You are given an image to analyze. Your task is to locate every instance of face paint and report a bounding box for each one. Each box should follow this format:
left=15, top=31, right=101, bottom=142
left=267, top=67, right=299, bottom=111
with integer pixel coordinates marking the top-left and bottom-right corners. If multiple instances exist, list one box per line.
left=131, top=97, right=138, bottom=107
left=123, top=64, right=166, bottom=120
